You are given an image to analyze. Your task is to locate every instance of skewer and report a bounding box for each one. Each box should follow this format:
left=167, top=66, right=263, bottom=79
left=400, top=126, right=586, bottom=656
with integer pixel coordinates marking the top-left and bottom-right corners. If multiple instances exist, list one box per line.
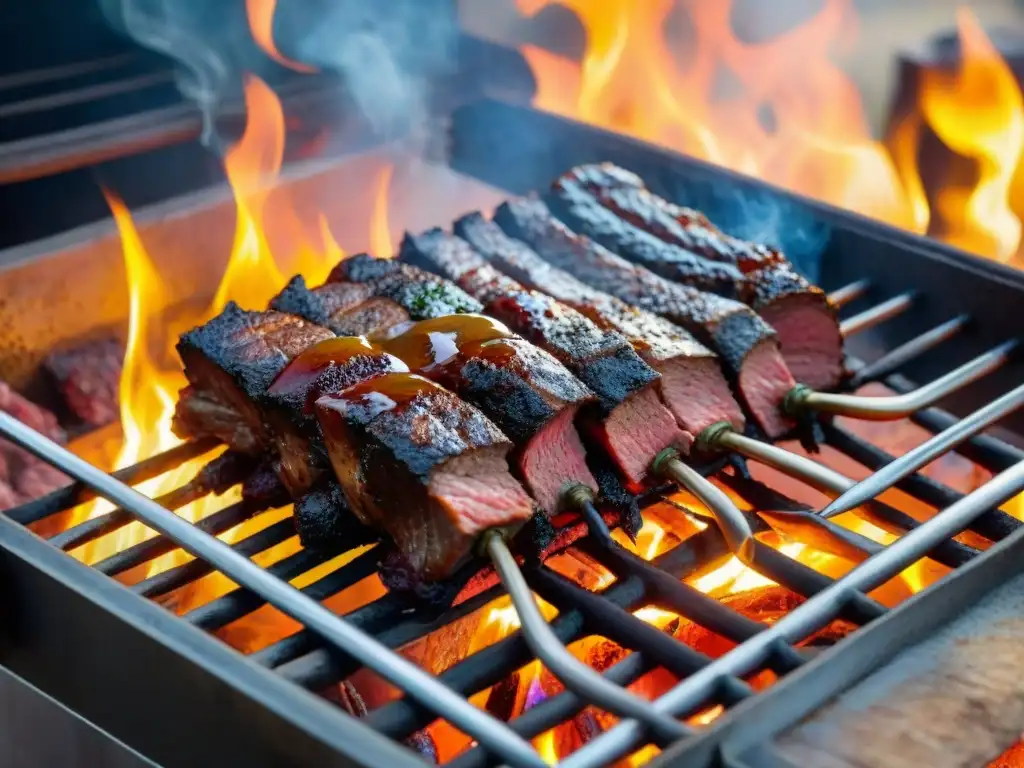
left=819, top=381, right=1024, bottom=519
left=783, top=340, right=1017, bottom=421
left=826, top=279, right=870, bottom=309
left=482, top=529, right=689, bottom=742
left=0, top=410, right=547, bottom=768
left=650, top=449, right=755, bottom=562
left=839, top=292, right=915, bottom=338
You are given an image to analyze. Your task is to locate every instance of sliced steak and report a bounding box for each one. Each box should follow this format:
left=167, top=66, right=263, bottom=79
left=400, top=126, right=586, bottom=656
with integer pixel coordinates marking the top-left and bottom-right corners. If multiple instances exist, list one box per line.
left=494, top=196, right=795, bottom=438
left=400, top=228, right=681, bottom=486
left=377, top=314, right=598, bottom=513
left=455, top=211, right=745, bottom=444
left=566, top=164, right=844, bottom=390
left=316, top=373, right=535, bottom=580
left=173, top=302, right=334, bottom=454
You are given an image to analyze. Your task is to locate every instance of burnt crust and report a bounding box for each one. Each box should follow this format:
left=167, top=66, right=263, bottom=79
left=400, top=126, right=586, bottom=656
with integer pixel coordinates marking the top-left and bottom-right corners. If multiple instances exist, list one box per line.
left=400, top=229, right=660, bottom=415
left=294, top=478, right=375, bottom=552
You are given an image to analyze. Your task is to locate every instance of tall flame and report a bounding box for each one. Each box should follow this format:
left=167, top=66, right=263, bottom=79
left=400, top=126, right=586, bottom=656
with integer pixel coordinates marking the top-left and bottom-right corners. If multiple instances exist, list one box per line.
left=212, top=74, right=287, bottom=312
left=516, top=0, right=922, bottom=231
left=245, top=0, right=318, bottom=73
left=919, top=7, right=1024, bottom=261
left=369, top=164, right=395, bottom=258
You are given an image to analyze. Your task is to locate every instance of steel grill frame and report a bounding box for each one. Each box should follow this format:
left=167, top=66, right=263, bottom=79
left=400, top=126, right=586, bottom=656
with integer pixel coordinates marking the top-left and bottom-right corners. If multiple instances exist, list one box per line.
left=5, top=103, right=1024, bottom=768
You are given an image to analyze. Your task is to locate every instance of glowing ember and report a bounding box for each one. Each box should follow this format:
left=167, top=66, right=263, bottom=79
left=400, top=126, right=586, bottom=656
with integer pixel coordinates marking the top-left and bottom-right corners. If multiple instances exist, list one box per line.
left=515, top=1, right=1024, bottom=262
left=245, top=0, right=318, bottom=73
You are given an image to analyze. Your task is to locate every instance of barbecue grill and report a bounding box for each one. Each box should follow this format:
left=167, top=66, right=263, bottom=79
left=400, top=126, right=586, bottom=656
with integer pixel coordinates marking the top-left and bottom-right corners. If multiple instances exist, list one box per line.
left=5, top=85, right=1024, bottom=768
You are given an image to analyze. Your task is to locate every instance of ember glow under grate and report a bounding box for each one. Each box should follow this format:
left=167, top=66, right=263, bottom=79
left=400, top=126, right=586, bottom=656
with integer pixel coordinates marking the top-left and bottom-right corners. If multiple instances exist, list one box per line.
left=4, top=269, right=1024, bottom=767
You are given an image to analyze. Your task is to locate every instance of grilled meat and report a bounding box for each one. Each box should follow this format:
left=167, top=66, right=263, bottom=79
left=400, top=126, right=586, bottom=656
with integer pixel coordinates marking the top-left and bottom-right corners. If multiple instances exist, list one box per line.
left=375, top=314, right=598, bottom=513
left=293, top=478, right=374, bottom=552
left=455, top=212, right=745, bottom=445
left=327, top=257, right=600, bottom=511
left=271, top=276, right=411, bottom=337
left=547, top=176, right=744, bottom=297
left=494, top=196, right=796, bottom=438
left=263, top=336, right=409, bottom=494
left=316, top=372, right=535, bottom=580
left=400, top=228, right=682, bottom=485
left=566, top=164, right=844, bottom=390
left=173, top=302, right=335, bottom=454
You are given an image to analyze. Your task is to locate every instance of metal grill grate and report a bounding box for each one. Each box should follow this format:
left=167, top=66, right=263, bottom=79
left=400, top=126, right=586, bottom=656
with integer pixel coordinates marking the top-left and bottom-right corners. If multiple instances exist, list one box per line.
left=3, top=284, right=1024, bottom=768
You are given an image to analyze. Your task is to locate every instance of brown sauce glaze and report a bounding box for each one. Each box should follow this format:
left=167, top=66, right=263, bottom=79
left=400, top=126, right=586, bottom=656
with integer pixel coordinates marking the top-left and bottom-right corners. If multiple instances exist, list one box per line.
left=267, top=337, right=403, bottom=397
left=379, top=314, right=515, bottom=372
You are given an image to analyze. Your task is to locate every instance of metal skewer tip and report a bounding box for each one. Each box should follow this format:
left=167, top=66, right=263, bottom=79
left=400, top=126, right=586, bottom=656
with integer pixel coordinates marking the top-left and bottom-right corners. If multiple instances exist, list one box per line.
left=819, top=380, right=1024, bottom=520
left=482, top=529, right=688, bottom=742
left=652, top=448, right=755, bottom=563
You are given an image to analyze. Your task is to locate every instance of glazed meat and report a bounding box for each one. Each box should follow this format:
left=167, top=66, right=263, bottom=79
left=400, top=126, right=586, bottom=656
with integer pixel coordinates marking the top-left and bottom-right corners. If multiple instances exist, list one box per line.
left=455, top=211, right=745, bottom=446
left=400, top=228, right=682, bottom=485
left=565, top=164, right=843, bottom=390
left=316, top=373, right=535, bottom=579
left=271, top=276, right=410, bottom=338
left=494, top=196, right=796, bottom=438
left=376, top=314, right=598, bottom=514
left=173, top=302, right=334, bottom=455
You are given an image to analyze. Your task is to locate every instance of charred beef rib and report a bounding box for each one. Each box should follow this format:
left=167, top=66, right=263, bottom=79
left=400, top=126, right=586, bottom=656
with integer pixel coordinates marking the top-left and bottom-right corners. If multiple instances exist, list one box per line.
left=494, top=196, right=796, bottom=439
left=454, top=212, right=746, bottom=446
left=564, top=164, right=843, bottom=390
left=399, top=229, right=683, bottom=486
left=316, top=372, right=535, bottom=580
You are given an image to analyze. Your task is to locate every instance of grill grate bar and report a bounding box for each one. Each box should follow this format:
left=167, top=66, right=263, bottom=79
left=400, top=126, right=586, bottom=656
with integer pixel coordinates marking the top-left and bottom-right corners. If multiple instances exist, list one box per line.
left=0, top=410, right=547, bottom=768
left=822, top=423, right=1021, bottom=542
left=559, top=459, right=1024, bottom=768
left=132, top=517, right=297, bottom=600
left=5, top=436, right=218, bottom=526
left=848, top=314, right=970, bottom=389
left=839, top=292, right=915, bottom=337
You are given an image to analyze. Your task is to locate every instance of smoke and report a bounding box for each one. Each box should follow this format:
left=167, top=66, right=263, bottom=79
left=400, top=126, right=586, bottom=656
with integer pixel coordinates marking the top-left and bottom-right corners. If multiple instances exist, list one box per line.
left=100, top=0, right=457, bottom=154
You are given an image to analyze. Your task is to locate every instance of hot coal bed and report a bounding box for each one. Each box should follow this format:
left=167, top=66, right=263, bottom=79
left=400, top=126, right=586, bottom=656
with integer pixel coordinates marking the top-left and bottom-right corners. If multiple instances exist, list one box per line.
left=5, top=64, right=1024, bottom=768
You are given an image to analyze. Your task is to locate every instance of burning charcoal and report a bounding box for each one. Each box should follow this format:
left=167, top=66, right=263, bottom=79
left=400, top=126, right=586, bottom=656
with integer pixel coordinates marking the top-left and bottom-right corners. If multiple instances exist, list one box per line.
left=485, top=672, right=522, bottom=721
left=403, top=730, right=438, bottom=764
left=43, top=337, right=123, bottom=429
left=321, top=680, right=369, bottom=717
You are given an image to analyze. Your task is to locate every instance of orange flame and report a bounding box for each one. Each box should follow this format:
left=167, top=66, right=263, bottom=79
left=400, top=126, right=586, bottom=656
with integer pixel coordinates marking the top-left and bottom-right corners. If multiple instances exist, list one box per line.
left=919, top=7, right=1024, bottom=261
left=245, top=0, right=318, bottom=73
left=212, top=74, right=288, bottom=312
left=370, top=164, right=395, bottom=257
left=69, top=193, right=237, bottom=573
left=516, top=0, right=1024, bottom=263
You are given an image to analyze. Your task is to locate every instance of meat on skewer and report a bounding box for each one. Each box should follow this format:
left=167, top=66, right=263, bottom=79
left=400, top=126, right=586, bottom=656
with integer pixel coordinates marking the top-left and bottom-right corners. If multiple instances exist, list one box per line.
left=322, top=257, right=601, bottom=512
left=398, top=229, right=684, bottom=485
left=565, top=164, right=843, bottom=390
left=454, top=211, right=745, bottom=445
left=316, top=372, right=536, bottom=580
left=493, top=196, right=796, bottom=439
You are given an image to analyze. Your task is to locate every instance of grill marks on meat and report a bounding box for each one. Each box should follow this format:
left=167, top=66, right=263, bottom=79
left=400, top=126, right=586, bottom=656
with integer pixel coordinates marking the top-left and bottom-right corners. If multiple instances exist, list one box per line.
left=494, top=196, right=796, bottom=438
left=376, top=315, right=598, bottom=513
left=566, top=164, right=844, bottom=390
left=548, top=176, right=743, bottom=297
left=400, top=228, right=682, bottom=485
left=174, top=302, right=335, bottom=454
left=316, top=373, right=534, bottom=579
left=455, top=212, right=745, bottom=443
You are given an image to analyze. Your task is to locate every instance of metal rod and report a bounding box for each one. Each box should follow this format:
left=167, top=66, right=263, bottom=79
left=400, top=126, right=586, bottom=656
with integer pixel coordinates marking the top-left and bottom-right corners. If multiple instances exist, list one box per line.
left=786, top=340, right=1017, bottom=420
left=652, top=449, right=755, bottom=562
left=0, top=411, right=545, bottom=768
left=827, top=279, right=870, bottom=308
left=847, top=315, right=970, bottom=389
left=820, top=381, right=1024, bottom=520
left=839, top=292, right=915, bottom=337
left=483, top=531, right=688, bottom=743
left=560, top=459, right=1024, bottom=768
